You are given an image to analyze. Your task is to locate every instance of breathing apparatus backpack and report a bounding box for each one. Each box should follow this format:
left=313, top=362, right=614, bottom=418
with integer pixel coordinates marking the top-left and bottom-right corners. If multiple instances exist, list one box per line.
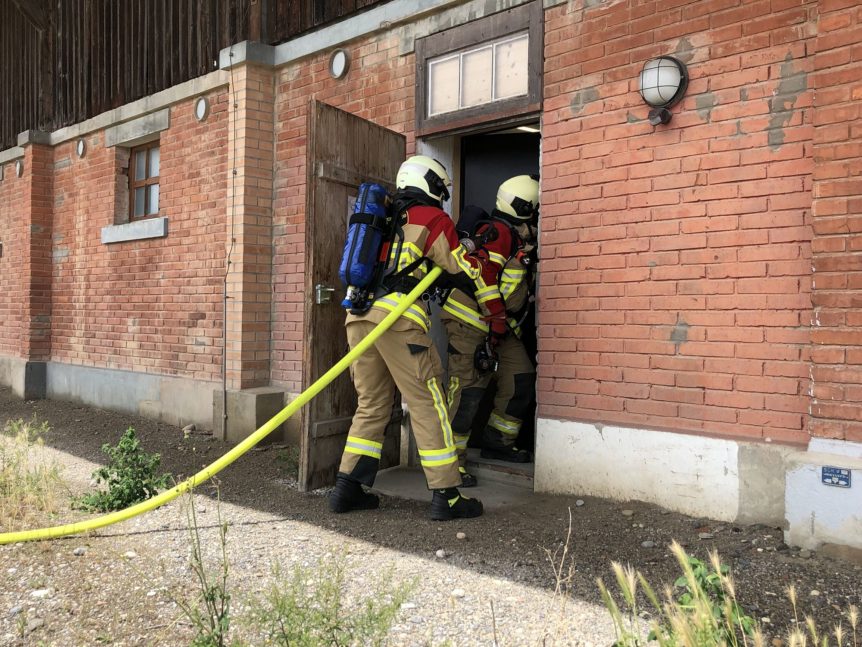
left=339, top=182, right=397, bottom=314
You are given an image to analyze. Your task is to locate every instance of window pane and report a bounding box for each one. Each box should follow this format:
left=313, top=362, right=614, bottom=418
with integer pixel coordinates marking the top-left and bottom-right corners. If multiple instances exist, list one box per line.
left=428, top=55, right=460, bottom=116
left=134, top=150, right=147, bottom=181
left=148, top=146, right=160, bottom=178
left=494, top=34, right=529, bottom=100
left=134, top=187, right=146, bottom=217
left=461, top=46, right=492, bottom=108
left=147, top=184, right=159, bottom=215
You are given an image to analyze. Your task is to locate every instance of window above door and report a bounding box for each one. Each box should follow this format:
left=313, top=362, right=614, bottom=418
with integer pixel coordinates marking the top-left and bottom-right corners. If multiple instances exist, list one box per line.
left=416, top=2, right=543, bottom=137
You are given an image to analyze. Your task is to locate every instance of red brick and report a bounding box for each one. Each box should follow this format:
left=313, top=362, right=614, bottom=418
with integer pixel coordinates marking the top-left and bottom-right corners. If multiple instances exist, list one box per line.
left=705, top=390, right=765, bottom=409
left=651, top=385, right=705, bottom=405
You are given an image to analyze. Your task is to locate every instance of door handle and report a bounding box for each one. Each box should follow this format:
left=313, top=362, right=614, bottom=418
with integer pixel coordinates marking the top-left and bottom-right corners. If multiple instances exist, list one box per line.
left=315, top=284, right=336, bottom=305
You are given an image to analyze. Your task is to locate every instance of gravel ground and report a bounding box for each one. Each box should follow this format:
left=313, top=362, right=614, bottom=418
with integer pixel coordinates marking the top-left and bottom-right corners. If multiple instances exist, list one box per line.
left=1, top=388, right=861, bottom=646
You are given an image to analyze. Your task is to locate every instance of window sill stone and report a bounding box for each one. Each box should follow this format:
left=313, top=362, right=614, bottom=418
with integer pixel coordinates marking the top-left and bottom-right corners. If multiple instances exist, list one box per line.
left=101, top=217, right=168, bottom=244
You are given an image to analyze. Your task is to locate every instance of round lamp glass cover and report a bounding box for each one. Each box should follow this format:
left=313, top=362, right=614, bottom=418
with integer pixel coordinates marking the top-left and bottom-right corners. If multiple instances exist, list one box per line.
left=76, top=138, right=86, bottom=157
left=329, top=50, right=348, bottom=79
left=639, top=58, right=683, bottom=107
left=195, top=97, right=209, bottom=121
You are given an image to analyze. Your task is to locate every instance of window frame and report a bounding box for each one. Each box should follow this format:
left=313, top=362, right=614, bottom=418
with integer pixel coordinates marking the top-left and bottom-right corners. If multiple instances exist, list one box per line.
left=128, top=141, right=161, bottom=220
left=415, top=2, right=543, bottom=137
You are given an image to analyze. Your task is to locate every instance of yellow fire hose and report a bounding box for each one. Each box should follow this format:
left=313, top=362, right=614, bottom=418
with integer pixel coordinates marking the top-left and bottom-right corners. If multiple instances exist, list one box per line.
left=0, top=266, right=443, bottom=545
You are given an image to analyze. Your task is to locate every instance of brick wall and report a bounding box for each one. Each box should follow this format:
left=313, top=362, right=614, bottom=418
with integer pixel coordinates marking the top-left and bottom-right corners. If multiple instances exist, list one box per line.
left=51, top=90, right=228, bottom=380
left=540, top=0, right=816, bottom=444
left=271, top=34, right=415, bottom=391
left=809, top=0, right=862, bottom=443
left=0, top=162, right=26, bottom=357
left=224, top=64, right=277, bottom=390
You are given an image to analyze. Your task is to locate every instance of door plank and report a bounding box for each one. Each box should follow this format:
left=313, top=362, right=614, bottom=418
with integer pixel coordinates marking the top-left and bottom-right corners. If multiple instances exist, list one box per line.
left=299, top=101, right=406, bottom=491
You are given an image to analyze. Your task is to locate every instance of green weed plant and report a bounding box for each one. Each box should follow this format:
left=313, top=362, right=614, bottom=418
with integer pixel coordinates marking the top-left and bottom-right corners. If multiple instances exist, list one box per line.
left=77, top=427, right=171, bottom=512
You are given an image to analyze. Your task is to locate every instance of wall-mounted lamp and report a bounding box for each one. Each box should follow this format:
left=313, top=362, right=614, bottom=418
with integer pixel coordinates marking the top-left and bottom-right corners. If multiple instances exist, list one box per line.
left=328, top=48, right=350, bottom=80
left=76, top=138, right=86, bottom=158
left=15, top=160, right=23, bottom=178
left=194, top=96, right=210, bottom=122
left=638, top=56, right=688, bottom=126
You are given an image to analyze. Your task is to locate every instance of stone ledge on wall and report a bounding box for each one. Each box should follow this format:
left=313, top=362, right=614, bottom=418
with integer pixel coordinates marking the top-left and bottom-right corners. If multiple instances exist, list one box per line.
left=104, top=109, right=170, bottom=148
left=101, top=217, right=169, bottom=244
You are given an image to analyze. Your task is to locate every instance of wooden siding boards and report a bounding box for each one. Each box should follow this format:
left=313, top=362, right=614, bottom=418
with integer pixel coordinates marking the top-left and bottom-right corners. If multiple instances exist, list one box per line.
left=0, top=0, right=388, bottom=150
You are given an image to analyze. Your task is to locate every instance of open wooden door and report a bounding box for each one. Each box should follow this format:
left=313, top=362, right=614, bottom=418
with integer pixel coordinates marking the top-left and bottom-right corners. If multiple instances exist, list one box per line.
left=299, top=101, right=406, bottom=491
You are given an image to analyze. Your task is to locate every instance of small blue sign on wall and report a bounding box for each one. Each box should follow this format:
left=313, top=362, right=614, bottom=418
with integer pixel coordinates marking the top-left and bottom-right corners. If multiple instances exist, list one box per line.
left=822, top=466, right=851, bottom=488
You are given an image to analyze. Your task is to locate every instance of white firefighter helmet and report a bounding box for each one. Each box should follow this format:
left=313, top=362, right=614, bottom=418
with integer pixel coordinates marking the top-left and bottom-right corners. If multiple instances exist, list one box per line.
left=395, top=155, right=452, bottom=204
left=495, top=175, right=540, bottom=222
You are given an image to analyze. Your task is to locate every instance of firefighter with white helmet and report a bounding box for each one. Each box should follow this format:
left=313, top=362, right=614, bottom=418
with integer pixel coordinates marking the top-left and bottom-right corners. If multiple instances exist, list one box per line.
left=330, top=155, right=508, bottom=519
left=443, top=174, right=539, bottom=486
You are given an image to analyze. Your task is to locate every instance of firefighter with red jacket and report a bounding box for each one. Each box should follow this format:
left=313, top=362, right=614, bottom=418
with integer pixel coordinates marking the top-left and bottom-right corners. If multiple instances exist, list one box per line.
left=442, top=175, right=539, bottom=486
left=329, top=155, right=508, bottom=520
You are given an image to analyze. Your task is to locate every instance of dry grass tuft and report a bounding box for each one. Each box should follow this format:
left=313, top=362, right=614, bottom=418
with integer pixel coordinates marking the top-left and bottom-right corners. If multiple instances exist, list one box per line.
left=0, top=417, right=67, bottom=529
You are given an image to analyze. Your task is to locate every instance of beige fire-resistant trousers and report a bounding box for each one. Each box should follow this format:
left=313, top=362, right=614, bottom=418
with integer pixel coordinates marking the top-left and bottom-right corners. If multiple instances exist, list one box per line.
left=338, top=319, right=461, bottom=490
left=444, top=319, right=536, bottom=466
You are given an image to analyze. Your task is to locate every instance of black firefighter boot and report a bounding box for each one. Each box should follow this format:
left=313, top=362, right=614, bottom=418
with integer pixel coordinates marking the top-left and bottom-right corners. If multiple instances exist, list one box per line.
left=480, top=445, right=532, bottom=463
left=329, top=474, right=380, bottom=513
left=459, top=466, right=478, bottom=488
left=430, top=488, right=483, bottom=520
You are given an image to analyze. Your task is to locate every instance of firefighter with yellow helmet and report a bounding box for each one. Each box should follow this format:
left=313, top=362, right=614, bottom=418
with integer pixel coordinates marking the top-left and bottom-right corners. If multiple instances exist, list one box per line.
left=330, top=155, right=508, bottom=519
left=443, top=175, right=539, bottom=486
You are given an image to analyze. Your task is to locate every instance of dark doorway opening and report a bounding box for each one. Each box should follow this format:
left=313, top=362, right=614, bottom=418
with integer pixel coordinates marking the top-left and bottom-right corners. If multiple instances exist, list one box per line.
left=458, top=127, right=540, bottom=461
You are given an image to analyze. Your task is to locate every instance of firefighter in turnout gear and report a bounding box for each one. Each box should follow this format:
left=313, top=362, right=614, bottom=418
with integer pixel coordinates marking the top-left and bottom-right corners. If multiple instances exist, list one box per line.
left=329, top=155, right=508, bottom=520
left=443, top=175, right=539, bottom=486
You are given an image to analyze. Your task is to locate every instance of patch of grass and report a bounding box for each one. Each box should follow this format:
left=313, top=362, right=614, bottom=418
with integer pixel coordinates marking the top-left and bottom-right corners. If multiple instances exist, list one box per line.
left=598, top=541, right=756, bottom=647
left=174, top=491, right=232, bottom=647
left=597, top=541, right=860, bottom=647
left=76, top=427, right=171, bottom=512
left=784, top=586, right=858, bottom=647
left=274, top=446, right=300, bottom=478
left=240, top=555, right=412, bottom=647
left=0, top=417, right=66, bottom=527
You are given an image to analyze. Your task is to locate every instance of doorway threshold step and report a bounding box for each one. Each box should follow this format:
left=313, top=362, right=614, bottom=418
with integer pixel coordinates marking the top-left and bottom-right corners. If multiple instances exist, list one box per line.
left=373, top=466, right=535, bottom=510
left=464, top=448, right=534, bottom=490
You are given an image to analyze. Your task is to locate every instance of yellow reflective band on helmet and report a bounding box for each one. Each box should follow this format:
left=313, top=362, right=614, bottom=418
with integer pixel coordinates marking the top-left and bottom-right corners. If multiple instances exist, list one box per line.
left=488, top=250, right=507, bottom=267
left=442, top=299, right=488, bottom=332
left=375, top=296, right=430, bottom=331
left=426, top=377, right=454, bottom=448
left=447, top=376, right=460, bottom=409
left=344, top=435, right=383, bottom=458
left=451, top=245, right=479, bottom=279
left=489, top=411, right=521, bottom=436
left=475, top=285, right=501, bottom=304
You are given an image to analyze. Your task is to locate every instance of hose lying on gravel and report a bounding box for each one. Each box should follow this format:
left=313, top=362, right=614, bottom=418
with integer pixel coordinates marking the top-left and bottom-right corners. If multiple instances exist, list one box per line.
left=0, top=267, right=444, bottom=545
